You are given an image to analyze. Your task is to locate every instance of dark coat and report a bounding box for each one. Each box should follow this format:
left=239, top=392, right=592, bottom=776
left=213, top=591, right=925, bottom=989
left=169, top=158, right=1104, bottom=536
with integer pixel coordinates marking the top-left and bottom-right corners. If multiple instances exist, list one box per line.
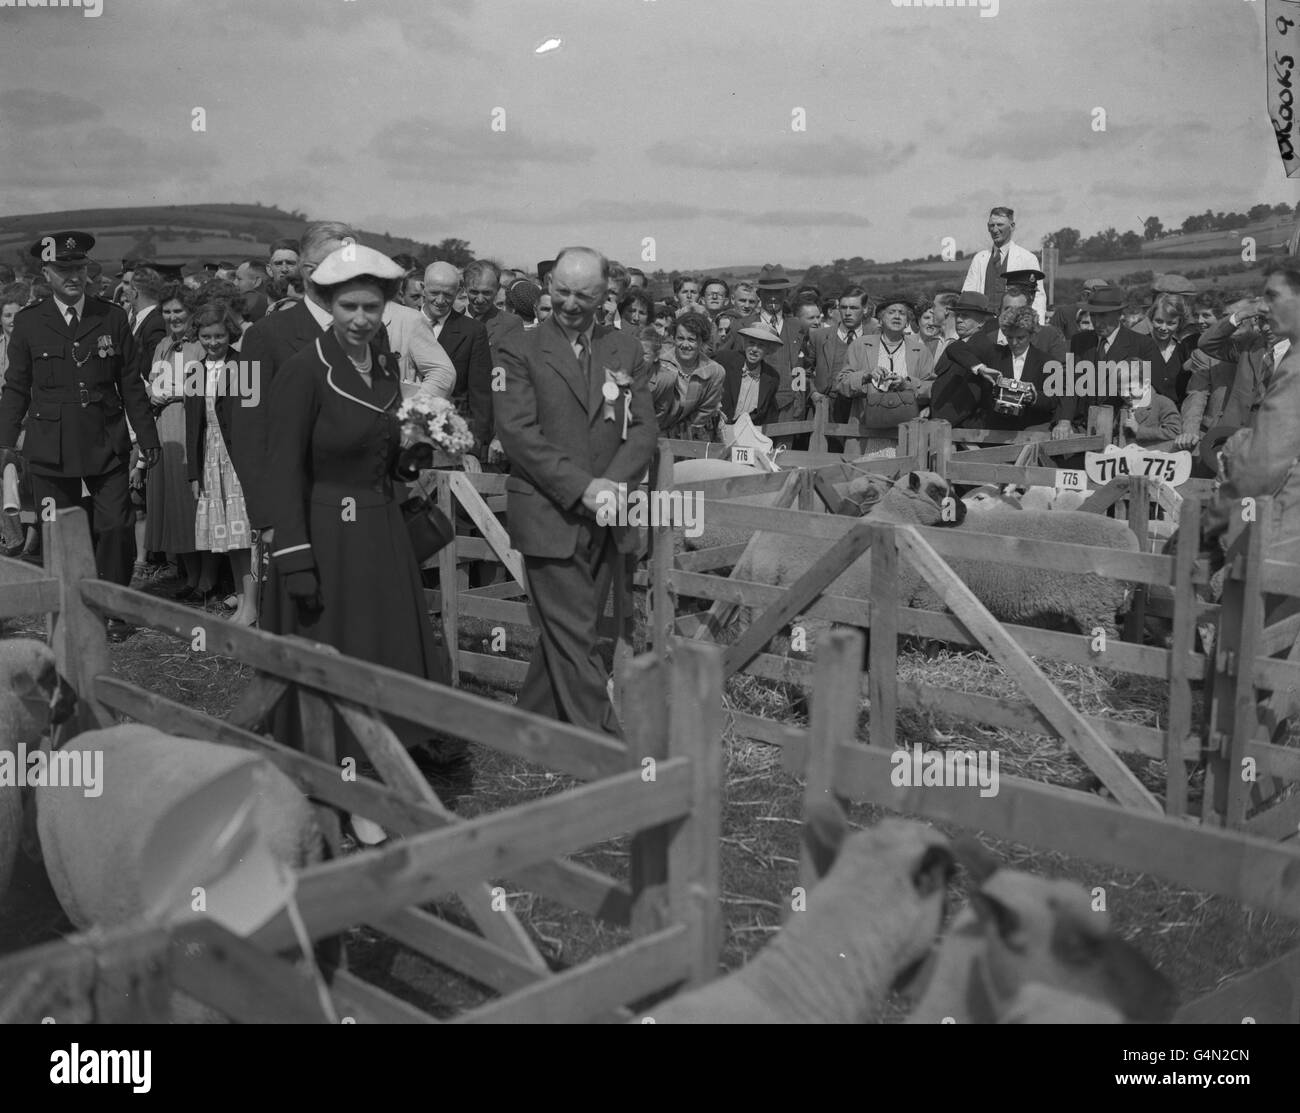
left=262, top=329, right=448, bottom=688
left=493, top=317, right=657, bottom=560
left=718, top=312, right=810, bottom=421
left=967, top=344, right=1058, bottom=430
left=716, top=350, right=780, bottom=426
left=0, top=295, right=159, bottom=476
left=132, top=306, right=168, bottom=384
left=231, top=299, right=327, bottom=527
left=431, top=309, right=494, bottom=452
left=1056, top=325, right=1161, bottom=424
left=184, top=344, right=239, bottom=484
left=928, top=331, right=1001, bottom=428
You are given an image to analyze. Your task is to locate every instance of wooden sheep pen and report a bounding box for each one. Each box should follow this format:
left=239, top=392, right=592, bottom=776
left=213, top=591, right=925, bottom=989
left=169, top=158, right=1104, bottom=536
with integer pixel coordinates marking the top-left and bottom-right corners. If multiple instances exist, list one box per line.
left=0, top=508, right=725, bottom=1024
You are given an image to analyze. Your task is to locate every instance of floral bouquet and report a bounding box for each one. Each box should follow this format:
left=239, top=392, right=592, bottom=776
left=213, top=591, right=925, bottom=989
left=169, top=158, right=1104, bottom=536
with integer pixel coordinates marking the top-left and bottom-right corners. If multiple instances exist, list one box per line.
left=397, top=383, right=475, bottom=458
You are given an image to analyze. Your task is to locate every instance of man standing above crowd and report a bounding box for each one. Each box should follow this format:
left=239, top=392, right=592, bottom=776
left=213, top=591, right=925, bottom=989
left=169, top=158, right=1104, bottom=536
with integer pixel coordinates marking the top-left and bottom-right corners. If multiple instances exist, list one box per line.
left=0, top=232, right=160, bottom=623
left=420, top=261, right=495, bottom=459
left=494, top=246, right=656, bottom=737
left=963, top=206, right=1047, bottom=323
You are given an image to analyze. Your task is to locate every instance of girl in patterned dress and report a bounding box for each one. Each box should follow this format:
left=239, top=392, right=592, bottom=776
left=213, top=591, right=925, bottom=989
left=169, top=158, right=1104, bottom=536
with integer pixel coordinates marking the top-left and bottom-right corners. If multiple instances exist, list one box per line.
left=188, top=301, right=255, bottom=624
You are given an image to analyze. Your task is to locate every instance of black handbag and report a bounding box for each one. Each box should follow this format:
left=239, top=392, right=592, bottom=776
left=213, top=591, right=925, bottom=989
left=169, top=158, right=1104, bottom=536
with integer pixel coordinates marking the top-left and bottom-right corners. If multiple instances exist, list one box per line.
left=400, top=494, right=456, bottom=563
left=857, top=382, right=919, bottom=429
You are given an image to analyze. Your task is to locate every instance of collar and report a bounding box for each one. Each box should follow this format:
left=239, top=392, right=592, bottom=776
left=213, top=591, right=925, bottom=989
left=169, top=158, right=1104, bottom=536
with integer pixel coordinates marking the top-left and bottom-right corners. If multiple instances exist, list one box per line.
left=991, top=240, right=1014, bottom=258
left=1104, top=324, right=1121, bottom=348
left=837, top=323, right=860, bottom=343
left=316, top=336, right=398, bottom=414
left=763, top=312, right=783, bottom=329
left=135, top=303, right=156, bottom=325
left=555, top=320, right=594, bottom=353
left=304, top=294, right=333, bottom=331
left=423, top=305, right=449, bottom=329
left=1273, top=338, right=1292, bottom=363
left=53, top=295, right=86, bottom=320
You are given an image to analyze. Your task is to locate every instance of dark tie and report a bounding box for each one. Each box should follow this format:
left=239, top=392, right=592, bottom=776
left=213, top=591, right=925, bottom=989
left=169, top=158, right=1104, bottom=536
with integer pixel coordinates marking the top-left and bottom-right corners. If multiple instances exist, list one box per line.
left=66, top=308, right=79, bottom=333
left=576, top=332, right=590, bottom=378
left=1262, top=347, right=1277, bottom=388
left=844, top=327, right=856, bottom=345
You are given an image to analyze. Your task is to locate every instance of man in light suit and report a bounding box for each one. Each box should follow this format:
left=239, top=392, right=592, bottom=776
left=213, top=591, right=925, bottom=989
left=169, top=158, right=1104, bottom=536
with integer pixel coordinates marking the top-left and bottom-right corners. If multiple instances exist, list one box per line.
left=494, top=247, right=657, bottom=736
left=962, top=206, right=1048, bottom=323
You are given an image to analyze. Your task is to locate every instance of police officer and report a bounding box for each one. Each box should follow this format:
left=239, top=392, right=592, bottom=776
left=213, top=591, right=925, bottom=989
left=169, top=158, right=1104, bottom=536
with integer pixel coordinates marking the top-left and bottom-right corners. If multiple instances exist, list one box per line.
left=0, top=231, right=161, bottom=607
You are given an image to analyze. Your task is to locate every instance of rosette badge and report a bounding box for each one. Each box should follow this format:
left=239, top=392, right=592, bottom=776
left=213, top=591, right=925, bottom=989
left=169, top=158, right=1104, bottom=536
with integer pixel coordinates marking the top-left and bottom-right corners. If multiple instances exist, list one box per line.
left=603, top=368, right=634, bottom=439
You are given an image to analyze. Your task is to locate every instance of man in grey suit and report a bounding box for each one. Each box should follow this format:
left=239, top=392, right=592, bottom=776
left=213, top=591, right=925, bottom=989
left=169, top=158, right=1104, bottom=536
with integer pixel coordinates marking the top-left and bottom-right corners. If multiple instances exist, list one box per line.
left=494, top=247, right=657, bottom=736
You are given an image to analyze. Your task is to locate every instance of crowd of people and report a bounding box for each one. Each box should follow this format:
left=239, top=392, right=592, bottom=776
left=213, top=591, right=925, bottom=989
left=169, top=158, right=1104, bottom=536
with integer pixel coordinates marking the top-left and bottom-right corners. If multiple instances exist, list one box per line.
left=1, top=207, right=1297, bottom=824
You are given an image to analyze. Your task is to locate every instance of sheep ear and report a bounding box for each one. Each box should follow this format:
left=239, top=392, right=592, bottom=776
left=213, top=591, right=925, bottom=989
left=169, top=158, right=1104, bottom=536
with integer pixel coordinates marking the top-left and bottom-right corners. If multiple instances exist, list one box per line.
left=802, top=800, right=848, bottom=878
left=971, top=889, right=1029, bottom=951
left=1049, top=906, right=1104, bottom=967
left=908, top=472, right=922, bottom=492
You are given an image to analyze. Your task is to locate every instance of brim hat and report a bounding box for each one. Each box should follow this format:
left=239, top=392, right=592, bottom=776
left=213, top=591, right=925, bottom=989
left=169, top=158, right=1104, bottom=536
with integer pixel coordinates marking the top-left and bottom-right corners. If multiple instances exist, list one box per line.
left=875, top=292, right=913, bottom=315
left=755, top=263, right=794, bottom=290
left=1082, top=285, right=1125, bottom=312
left=1002, top=268, right=1045, bottom=286
left=1081, top=278, right=1109, bottom=292
left=311, top=244, right=405, bottom=286
left=30, top=230, right=95, bottom=265
left=737, top=322, right=782, bottom=344
left=948, top=291, right=996, bottom=317
left=1153, top=273, right=1197, bottom=296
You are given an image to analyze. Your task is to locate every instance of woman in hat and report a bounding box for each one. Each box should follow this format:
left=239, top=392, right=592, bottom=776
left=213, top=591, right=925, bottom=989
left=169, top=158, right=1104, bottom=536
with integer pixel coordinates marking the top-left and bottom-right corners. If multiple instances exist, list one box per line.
left=836, top=292, right=935, bottom=449
left=263, top=244, right=451, bottom=766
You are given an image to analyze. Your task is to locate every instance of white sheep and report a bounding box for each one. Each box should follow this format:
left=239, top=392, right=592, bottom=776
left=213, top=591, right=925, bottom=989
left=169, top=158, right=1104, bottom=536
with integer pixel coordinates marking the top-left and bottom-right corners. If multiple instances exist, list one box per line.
left=36, top=724, right=322, bottom=931
left=0, top=639, right=75, bottom=906
left=672, top=457, right=781, bottom=552
left=732, top=471, right=1139, bottom=641
left=906, top=866, right=1178, bottom=1024
left=635, top=807, right=953, bottom=1023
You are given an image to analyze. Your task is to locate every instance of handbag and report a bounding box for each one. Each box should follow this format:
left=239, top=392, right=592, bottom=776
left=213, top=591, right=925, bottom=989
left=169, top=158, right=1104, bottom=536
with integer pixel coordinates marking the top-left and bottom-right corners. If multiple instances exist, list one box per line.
left=400, top=493, right=456, bottom=563
left=856, top=382, right=919, bottom=430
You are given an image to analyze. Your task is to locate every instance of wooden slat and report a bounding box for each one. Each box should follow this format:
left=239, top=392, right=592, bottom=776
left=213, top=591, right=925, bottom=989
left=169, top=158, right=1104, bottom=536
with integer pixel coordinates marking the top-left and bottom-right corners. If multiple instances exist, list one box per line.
left=895, top=525, right=1162, bottom=813
left=49, top=509, right=110, bottom=735
left=651, top=447, right=675, bottom=656
left=455, top=926, right=692, bottom=1024
left=456, top=650, right=529, bottom=687
left=226, top=675, right=291, bottom=731
left=330, top=970, right=441, bottom=1024
left=682, top=471, right=793, bottom=500
left=1165, top=498, right=1200, bottom=816
left=1174, top=945, right=1300, bottom=1024
left=438, top=472, right=462, bottom=685
left=945, top=462, right=1063, bottom=488
left=1123, top=476, right=1152, bottom=643
left=673, top=543, right=750, bottom=573
left=334, top=700, right=548, bottom=971
left=1260, top=611, right=1300, bottom=658
left=829, top=741, right=1300, bottom=919
left=249, top=764, right=694, bottom=951
left=0, top=553, right=54, bottom=583
left=625, top=652, right=671, bottom=935
left=0, top=577, right=60, bottom=619
left=93, top=678, right=632, bottom=925
left=722, top=522, right=875, bottom=678
left=447, top=471, right=527, bottom=587
left=867, top=524, right=896, bottom=751
left=298, top=687, right=343, bottom=855
left=81, top=581, right=627, bottom=781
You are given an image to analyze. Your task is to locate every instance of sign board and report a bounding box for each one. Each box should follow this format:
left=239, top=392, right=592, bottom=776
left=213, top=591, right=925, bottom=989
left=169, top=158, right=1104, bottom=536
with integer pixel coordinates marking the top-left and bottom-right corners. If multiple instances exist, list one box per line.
left=1268, top=0, right=1300, bottom=177
left=1054, top=468, right=1087, bottom=493
left=730, top=444, right=755, bottom=466
left=1084, top=445, right=1192, bottom=488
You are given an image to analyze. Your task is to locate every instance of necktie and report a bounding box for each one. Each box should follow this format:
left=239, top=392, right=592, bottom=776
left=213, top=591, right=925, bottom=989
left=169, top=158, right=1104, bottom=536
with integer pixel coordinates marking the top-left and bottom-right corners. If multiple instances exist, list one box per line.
left=127, top=308, right=136, bottom=329
left=66, top=308, right=79, bottom=332
left=1262, top=348, right=1277, bottom=388
left=576, top=332, right=590, bottom=378
left=844, top=327, right=856, bottom=345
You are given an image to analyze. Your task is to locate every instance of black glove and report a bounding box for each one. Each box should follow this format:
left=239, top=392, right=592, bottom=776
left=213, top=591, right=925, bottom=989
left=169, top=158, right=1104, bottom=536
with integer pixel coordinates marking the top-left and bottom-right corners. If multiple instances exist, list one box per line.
left=283, top=568, right=324, bottom=623
left=396, top=442, right=434, bottom=480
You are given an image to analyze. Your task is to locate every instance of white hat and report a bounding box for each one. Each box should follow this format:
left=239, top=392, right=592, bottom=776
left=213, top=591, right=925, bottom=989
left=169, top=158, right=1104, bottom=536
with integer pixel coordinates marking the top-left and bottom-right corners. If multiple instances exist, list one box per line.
left=311, top=243, right=405, bottom=286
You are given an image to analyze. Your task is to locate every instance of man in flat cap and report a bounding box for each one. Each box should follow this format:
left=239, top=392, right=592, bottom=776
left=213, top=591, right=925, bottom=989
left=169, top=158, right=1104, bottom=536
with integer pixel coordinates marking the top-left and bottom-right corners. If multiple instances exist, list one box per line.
left=0, top=232, right=160, bottom=609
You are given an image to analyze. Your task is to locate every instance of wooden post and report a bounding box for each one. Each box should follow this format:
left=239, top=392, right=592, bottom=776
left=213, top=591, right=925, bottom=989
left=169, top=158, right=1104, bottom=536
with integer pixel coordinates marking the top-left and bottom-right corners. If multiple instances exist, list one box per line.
left=46, top=508, right=110, bottom=737
left=798, top=628, right=862, bottom=901
left=926, top=420, right=952, bottom=477
left=1087, top=405, right=1115, bottom=446
left=624, top=651, right=671, bottom=935
left=298, top=688, right=343, bottom=856
left=1164, top=497, right=1201, bottom=817
left=650, top=445, right=675, bottom=659
left=436, top=471, right=460, bottom=687
left=667, top=641, right=724, bottom=988
left=798, top=467, right=816, bottom=512
left=810, top=394, right=829, bottom=455
left=867, top=523, right=898, bottom=751
left=1123, top=476, right=1152, bottom=643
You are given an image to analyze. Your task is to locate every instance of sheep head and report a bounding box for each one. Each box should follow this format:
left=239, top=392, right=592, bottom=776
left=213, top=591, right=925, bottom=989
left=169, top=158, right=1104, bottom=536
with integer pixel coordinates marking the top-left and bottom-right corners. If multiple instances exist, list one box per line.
left=0, top=639, right=77, bottom=751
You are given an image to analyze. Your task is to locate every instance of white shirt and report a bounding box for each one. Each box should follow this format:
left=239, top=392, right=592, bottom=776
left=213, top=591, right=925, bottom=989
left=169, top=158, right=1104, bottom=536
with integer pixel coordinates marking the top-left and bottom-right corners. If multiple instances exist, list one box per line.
left=132, top=304, right=156, bottom=335
left=734, top=365, right=761, bottom=421
left=1010, top=348, right=1028, bottom=381
left=54, top=296, right=86, bottom=326
left=422, top=308, right=446, bottom=342
left=555, top=321, right=595, bottom=361
left=304, top=294, right=332, bottom=331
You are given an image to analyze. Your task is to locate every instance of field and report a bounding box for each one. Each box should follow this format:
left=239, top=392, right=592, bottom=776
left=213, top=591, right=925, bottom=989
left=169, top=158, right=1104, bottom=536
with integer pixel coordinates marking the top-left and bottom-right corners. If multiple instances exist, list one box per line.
left=2, top=572, right=1296, bottom=1021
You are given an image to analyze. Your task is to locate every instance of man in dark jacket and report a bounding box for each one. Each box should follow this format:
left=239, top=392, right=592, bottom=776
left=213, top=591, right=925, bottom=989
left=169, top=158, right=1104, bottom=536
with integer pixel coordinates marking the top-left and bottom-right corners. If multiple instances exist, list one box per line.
left=0, top=231, right=160, bottom=603
left=420, top=261, right=495, bottom=458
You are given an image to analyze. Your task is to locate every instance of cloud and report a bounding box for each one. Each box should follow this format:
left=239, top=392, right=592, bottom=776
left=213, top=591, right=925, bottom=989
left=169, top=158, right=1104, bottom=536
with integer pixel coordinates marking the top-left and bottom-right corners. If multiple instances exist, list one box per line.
left=646, top=136, right=916, bottom=177
left=3, top=124, right=221, bottom=192
left=908, top=203, right=966, bottom=221
left=949, top=110, right=1152, bottom=161
left=741, top=210, right=872, bottom=228
left=0, top=88, right=103, bottom=131
left=367, top=120, right=596, bottom=182
left=1088, top=179, right=1208, bottom=203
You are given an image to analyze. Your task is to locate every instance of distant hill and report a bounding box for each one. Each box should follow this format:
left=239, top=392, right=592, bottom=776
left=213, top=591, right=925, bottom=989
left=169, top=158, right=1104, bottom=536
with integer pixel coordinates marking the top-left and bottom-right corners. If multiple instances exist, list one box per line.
left=0, top=204, right=437, bottom=271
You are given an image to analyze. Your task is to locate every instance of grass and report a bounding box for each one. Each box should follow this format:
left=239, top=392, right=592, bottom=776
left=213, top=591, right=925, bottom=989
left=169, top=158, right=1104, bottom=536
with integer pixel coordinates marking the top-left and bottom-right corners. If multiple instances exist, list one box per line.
left=2, top=582, right=1298, bottom=1021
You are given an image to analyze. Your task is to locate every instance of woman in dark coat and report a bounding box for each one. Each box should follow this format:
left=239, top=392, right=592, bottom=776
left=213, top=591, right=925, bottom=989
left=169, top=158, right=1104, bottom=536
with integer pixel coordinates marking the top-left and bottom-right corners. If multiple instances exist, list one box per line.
left=263, top=245, right=451, bottom=790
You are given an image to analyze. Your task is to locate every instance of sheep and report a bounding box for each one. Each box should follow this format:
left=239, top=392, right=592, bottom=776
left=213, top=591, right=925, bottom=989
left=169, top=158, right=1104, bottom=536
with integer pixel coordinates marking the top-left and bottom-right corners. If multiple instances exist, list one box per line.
left=36, top=724, right=322, bottom=931
left=672, top=457, right=782, bottom=552
left=729, top=471, right=1140, bottom=643
left=0, top=639, right=76, bottom=906
left=635, top=806, right=953, bottom=1023
left=906, top=866, right=1178, bottom=1024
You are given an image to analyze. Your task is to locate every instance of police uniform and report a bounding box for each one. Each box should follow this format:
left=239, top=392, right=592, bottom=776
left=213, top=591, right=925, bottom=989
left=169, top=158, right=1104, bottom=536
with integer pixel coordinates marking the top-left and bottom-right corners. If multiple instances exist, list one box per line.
left=0, top=232, right=160, bottom=585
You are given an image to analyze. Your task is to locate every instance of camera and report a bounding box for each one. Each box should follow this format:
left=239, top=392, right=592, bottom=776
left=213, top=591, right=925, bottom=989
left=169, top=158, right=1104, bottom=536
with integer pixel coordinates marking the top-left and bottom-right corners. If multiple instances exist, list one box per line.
left=993, top=377, right=1034, bottom=415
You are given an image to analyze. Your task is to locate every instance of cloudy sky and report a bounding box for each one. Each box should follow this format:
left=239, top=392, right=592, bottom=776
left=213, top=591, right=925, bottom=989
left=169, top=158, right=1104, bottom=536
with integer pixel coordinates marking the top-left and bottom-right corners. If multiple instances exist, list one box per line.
left=0, top=0, right=1290, bottom=270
